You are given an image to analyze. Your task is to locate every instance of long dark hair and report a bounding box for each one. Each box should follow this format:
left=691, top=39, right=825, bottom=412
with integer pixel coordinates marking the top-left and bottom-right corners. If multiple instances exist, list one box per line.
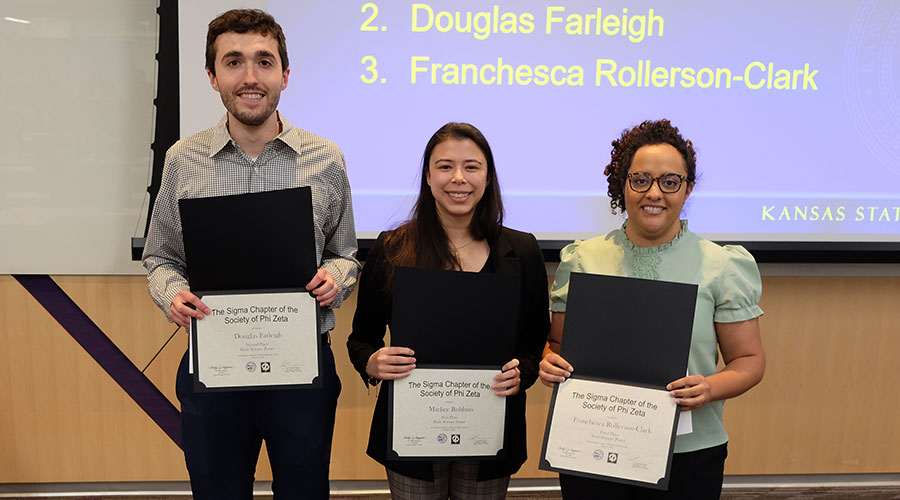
left=384, top=122, right=504, bottom=273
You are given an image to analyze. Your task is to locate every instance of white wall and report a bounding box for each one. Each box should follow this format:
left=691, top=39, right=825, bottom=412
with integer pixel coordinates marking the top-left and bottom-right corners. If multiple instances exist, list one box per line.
left=0, top=0, right=158, bottom=274
left=178, top=0, right=265, bottom=137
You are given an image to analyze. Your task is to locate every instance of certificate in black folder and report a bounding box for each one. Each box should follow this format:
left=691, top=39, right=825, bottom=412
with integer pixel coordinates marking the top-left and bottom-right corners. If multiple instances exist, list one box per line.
left=387, top=267, right=519, bottom=460
left=179, top=187, right=322, bottom=392
left=539, top=273, right=697, bottom=490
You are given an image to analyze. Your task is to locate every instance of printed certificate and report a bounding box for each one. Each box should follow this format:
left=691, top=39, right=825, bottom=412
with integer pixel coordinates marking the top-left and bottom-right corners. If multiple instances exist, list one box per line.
left=542, top=377, right=679, bottom=488
left=191, top=290, right=321, bottom=391
left=538, top=272, right=697, bottom=489
left=389, top=367, right=506, bottom=459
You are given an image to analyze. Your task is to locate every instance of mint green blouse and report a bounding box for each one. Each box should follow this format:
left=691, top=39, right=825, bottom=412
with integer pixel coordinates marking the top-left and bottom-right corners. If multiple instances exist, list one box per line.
left=549, top=221, right=763, bottom=453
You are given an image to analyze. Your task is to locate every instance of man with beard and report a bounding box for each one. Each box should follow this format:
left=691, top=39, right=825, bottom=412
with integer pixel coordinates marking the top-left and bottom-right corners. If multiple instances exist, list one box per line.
left=142, top=9, right=358, bottom=499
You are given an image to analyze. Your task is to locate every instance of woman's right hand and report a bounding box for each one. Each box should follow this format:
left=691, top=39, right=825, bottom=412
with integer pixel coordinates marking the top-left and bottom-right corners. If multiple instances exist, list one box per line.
left=539, top=352, right=573, bottom=387
left=366, top=346, right=416, bottom=381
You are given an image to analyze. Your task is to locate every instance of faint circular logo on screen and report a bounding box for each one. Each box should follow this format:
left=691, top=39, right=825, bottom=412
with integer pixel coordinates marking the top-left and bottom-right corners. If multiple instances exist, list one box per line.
left=437, top=433, right=447, bottom=444
left=246, top=361, right=257, bottom=372
left=593, top=449, right=605, bottom=461
left=845, top=0, right=900, bottom=174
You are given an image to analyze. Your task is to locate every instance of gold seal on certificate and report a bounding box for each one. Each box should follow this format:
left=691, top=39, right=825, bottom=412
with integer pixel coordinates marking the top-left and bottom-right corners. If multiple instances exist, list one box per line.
left=389, top=368, right=506, bottom=459
left=190, top=290, right=321, bottom=391
left=542, top=378, right=679, bottom=486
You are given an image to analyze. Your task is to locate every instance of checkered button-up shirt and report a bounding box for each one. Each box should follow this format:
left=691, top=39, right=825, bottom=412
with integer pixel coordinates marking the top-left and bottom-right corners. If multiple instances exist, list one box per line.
left=142, top=113, right=360, bottom=333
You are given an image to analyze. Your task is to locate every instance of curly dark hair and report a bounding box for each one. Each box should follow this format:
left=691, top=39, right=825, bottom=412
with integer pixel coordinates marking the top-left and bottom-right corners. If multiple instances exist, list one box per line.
left=603, top=119, right=697, bottom=214
left=206, top=9, right=288, bottom=76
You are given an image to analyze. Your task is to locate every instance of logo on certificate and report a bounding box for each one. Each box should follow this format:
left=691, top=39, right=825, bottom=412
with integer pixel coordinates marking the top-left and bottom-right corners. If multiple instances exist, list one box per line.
left=261, top=361, right=271, bottom=373
left=451, top=434, right=461, bottom=445
left=607, top=452, right=618, bottom=464
left=245, top=361, right=257, bottom=372
left=437, top=433, right=447, bottom=444
left=593, top=449, right=605, bottom=461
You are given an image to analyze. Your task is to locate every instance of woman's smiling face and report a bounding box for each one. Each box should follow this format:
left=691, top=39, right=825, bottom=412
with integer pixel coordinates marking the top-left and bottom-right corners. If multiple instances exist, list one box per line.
left=623, top=143, right=693, bottom=247
left=426, top=138, right=488, bottom=226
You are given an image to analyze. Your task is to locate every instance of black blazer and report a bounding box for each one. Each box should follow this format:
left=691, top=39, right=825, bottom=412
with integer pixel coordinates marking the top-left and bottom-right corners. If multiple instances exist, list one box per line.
left=346, top=226, right=550, bottom=481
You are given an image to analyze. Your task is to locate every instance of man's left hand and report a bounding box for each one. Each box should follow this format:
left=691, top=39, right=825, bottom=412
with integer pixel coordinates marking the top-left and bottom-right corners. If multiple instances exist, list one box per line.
left=306, top=268, right=338, bottom=306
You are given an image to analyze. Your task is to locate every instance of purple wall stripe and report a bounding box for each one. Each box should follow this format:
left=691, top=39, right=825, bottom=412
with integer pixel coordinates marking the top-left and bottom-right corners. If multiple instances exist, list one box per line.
left=14, top=274, right=182, bottom=448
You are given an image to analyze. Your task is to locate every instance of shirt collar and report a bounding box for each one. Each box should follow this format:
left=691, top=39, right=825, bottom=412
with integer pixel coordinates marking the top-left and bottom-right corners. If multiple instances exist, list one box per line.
left=208, top=111, right=303, bottom=158
left=274, top=112, right=304, bottom=155
left=209, top=115, right=232, bottom=157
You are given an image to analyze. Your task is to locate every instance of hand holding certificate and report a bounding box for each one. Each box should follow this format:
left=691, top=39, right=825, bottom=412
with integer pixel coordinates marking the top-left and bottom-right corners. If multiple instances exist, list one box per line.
left=191, top=290, right=320, bottom=391
left=180, top=187, right=322, bottom=392
left=544, top=378, right=680, bottom=486
left=387, top=267, right=520, bottom=460
left=390, top=367, right=506, bottom=458
left=540, top=273, right=697, bottom=490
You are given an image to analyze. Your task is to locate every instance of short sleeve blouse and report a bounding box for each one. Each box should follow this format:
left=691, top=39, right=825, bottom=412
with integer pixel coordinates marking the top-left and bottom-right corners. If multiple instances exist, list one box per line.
left=548, top=221, right=763, bottom=452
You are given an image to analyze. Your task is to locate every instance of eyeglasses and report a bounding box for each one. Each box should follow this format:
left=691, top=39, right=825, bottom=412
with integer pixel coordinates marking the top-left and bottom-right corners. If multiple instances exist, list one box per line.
left=626, top=172, right=687, bottom=194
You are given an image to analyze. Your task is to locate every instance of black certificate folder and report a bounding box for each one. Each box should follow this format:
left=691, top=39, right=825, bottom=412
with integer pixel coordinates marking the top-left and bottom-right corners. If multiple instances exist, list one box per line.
left=539, top=273, right=697, bottom=490
left=178, top=186, right=317, bottom=291
left=387, top=267, right=520, bottom=461
left=390, top=267, right=519, bottom=365
left=561, top=273, right=697, bottom=387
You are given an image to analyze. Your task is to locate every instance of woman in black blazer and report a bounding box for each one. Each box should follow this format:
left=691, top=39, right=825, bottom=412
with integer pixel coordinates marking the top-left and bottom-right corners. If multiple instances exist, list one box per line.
left=347, top=122, right=550, bottom=499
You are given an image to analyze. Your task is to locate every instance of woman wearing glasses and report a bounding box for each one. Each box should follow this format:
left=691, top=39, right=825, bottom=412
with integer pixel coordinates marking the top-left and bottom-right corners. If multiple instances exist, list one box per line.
left=539, top=119, right=765, bottom=500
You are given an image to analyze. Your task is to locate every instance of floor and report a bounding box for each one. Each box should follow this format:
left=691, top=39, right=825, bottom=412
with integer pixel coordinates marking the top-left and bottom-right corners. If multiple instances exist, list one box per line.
left=3, top=477, right=900, bottom=499
left=2, top=489, right=900, bottom=499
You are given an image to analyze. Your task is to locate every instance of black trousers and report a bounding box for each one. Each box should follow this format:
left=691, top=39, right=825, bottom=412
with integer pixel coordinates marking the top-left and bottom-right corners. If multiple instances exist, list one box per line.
left=175, top=344, right=341, bottom=500
left=559, top=443, right=728, bottom=500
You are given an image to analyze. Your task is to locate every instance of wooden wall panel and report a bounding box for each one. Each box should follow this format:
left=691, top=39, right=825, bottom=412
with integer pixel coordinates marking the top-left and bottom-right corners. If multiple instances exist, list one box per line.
left=2, top=274, right=899, bottom=482
left=723, top=276, right=900, bottom=474
left=0, top=275, right=185, bottom=482
left=329, top=289, right=388, bottom=480
left=519, top=376, right=557, bottom=478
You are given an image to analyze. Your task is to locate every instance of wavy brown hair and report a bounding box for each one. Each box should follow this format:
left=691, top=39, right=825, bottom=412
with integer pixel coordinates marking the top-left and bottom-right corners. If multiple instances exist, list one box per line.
left=604, top=119, right=697, bottom=214
left=384, top=123, right=504, bottom=275
left=205, top=9, right=289, bottom=76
